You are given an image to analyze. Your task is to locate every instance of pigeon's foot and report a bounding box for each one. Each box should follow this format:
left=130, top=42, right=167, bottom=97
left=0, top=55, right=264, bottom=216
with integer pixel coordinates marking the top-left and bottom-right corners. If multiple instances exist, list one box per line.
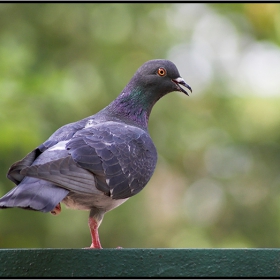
left=50, top=203, right=61, bottom=215
left=84, top=245, right=102, bottom=249
left=83, top=246, right=122, bottom=249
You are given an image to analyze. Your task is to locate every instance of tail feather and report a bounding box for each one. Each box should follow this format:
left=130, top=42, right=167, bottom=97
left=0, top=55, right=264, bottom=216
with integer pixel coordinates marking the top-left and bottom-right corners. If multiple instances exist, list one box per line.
left=0, top=176, right=69, bottom=213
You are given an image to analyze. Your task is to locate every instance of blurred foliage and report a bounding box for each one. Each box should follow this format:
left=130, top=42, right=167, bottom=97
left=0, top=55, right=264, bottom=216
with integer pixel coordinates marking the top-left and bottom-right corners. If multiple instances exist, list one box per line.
left=1, top=3, right=280, bottom=249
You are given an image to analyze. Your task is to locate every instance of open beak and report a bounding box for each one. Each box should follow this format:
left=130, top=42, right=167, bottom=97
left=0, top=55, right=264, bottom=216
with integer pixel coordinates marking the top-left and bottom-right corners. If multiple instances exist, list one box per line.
left=172, top=77, right=192, bottom=96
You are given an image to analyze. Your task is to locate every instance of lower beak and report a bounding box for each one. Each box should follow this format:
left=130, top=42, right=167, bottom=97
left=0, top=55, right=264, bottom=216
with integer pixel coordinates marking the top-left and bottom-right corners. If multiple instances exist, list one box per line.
left=172, top=77, right=192, bottom=96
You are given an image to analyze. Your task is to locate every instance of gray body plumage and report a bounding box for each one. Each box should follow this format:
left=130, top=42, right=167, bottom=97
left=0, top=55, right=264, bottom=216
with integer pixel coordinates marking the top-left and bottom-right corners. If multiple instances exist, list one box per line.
left=1, top=116, right=157, bottom=213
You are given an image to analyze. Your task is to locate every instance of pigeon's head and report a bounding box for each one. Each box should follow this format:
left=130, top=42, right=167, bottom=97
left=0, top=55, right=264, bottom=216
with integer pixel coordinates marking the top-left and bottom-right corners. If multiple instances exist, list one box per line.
left=106, top=59, right=192, bottom=129
left=133, top=59, right=192, bottom=98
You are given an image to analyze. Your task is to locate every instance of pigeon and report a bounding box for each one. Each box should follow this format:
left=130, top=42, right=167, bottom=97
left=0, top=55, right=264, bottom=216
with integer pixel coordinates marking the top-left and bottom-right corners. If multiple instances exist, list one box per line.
left=0, top=59, right=192, bottom=249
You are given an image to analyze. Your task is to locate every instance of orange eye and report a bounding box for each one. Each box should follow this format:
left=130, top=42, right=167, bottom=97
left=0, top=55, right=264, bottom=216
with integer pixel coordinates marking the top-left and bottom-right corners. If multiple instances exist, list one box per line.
left=157, top=67, right=166, bottom=77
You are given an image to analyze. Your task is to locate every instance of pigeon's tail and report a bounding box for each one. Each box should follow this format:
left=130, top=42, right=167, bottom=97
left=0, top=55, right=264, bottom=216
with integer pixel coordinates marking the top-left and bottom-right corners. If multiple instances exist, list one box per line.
left=0, top=176, right=69, bottom=213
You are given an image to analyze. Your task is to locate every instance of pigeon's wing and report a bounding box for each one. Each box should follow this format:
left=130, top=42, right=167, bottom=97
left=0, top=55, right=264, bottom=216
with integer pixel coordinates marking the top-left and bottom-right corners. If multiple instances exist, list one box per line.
left=20, top=154, right=99, bottom=195
left=7, top=148, right=42, bottom=185
left=20, top=122, right=158, bottom=200
left=68, top=121, right=158, bottom=199
left=7, top=116, right=95, bottom=185
left=1, top=141, right=73, bottom=211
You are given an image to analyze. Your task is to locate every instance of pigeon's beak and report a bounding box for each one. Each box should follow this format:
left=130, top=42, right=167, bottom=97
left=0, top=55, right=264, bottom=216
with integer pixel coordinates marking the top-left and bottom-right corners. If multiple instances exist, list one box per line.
left=172, top=77, right=192, bottom=96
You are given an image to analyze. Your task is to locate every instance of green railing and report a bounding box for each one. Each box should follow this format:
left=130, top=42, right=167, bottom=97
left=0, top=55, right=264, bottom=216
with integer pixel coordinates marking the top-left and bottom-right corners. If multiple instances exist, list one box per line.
left=1, top=249, right=280, bottom=277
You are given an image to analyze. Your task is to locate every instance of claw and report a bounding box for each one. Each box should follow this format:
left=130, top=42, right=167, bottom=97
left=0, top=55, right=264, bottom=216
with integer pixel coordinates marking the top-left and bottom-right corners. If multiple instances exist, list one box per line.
left=50, top=203, right=61, bottom=215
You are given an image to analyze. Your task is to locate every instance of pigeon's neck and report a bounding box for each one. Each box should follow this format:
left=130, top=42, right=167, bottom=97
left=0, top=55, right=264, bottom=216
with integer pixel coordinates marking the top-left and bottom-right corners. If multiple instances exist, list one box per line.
left=103, top=86, right=157, bottom=130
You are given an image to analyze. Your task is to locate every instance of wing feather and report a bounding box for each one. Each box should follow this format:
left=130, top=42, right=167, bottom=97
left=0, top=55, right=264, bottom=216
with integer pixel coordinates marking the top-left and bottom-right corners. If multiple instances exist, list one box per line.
left=9, top=121, right=157, bottom=202
left=67, top=122, right=158, bottom=199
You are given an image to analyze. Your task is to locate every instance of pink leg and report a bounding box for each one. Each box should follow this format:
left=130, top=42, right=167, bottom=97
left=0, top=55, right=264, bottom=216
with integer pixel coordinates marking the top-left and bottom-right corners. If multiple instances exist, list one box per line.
left=87, top=216, right=102, bottom=249
left=50, top=203, right=61, bottom=215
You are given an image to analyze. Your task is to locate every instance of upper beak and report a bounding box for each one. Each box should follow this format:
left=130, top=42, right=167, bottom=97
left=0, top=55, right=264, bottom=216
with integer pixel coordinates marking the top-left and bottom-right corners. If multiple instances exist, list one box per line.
left=172, top=77, right=192, bottom=96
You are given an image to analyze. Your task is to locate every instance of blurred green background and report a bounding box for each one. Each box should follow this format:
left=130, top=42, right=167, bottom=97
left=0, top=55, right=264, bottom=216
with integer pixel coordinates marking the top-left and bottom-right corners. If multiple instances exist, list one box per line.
left=1, top=3, right=280, bottom=249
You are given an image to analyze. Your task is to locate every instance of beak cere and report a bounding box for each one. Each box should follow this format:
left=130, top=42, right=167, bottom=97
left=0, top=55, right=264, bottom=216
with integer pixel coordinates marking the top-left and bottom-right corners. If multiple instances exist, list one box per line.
left=172, top=77, right=192, bottom=96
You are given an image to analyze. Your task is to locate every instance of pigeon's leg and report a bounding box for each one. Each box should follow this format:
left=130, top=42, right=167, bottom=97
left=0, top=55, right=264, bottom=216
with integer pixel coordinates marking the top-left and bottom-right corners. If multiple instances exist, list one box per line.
left=50, top=203, right=61, bottom=215
left=85, top=208, right=104, bottom=249
left=88, top=216, right=102, bottom=249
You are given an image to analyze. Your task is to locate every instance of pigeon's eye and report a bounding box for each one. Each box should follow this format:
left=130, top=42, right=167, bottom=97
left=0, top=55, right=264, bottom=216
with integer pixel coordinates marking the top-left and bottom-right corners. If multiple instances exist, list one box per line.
left=157, top=67, right=167, bottom=77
